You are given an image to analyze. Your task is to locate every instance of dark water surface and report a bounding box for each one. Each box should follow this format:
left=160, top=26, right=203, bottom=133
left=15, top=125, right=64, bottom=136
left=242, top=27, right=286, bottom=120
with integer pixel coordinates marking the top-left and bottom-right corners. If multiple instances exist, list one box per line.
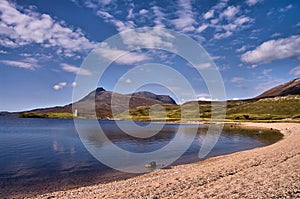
left=0, top=116, right=282, bottom=197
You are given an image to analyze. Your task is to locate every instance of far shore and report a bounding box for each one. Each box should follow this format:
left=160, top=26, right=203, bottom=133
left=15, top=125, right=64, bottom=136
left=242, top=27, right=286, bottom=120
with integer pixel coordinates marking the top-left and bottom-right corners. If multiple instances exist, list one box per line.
left=34, top=122, right=300, bottom=198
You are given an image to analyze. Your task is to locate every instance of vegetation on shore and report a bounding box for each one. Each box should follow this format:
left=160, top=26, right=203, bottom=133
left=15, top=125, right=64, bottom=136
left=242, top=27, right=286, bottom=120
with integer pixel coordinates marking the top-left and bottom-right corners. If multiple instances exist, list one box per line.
left=115, top=95, right=300, bottom=122
left=18, top=95, right=300, bottom=123
left=19, top=112, right=74, bottom=119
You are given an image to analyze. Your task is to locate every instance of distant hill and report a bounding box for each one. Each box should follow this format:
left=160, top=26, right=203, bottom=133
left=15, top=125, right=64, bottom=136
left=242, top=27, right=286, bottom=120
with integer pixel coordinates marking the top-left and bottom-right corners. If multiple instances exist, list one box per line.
left=20, top=87, right=177, bottom=119
left=116, top=78, right=300, bottom=122
left=255, top=78, right=300, bottom=99
left=17, top=78, right=300, bottom=121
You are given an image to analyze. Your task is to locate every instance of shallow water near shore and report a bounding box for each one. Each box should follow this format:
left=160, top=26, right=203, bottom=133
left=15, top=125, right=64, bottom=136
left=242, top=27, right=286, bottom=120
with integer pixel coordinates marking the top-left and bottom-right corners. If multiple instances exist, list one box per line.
left=0, top=116, right=282, bottom=197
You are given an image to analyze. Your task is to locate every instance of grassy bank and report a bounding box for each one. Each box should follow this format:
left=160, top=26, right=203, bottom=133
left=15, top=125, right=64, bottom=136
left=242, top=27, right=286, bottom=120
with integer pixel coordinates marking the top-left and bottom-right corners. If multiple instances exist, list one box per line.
left=19, top=112, right=74, bottom=119
left=115, top=95, right=300, bottom=122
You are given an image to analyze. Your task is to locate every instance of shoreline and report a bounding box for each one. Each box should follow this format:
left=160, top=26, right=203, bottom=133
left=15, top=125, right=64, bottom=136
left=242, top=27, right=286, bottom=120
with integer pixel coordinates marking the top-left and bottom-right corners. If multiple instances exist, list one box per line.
left=34, top=122, right=300, bottom=198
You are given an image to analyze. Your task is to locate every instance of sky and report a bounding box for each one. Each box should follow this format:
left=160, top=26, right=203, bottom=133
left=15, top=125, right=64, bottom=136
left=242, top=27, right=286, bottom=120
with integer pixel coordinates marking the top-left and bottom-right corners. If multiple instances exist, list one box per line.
left=0, top=0, right=299, bottom=112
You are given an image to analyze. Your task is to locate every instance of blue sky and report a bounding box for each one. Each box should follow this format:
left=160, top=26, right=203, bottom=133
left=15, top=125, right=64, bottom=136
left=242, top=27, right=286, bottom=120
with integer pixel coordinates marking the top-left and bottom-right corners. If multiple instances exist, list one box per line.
left=0, top=0, right=299, bottom=111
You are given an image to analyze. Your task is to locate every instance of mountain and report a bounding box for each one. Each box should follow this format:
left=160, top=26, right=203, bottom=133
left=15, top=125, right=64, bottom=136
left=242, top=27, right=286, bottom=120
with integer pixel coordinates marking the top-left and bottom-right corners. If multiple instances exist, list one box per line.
left=118, top=78, right=300, bottom=122
left=17, top=78, right=300, bottom=120
left=255, top=78, right=300, bottom=99
left=21, top=87, right=177, bottom=119
left=129, top=91, right=176, bottom=104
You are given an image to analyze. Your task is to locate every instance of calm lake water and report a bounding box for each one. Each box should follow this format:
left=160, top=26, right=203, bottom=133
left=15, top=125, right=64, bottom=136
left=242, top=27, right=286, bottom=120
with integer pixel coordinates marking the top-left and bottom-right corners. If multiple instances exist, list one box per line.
left=0, top=116, right=282, bottom=197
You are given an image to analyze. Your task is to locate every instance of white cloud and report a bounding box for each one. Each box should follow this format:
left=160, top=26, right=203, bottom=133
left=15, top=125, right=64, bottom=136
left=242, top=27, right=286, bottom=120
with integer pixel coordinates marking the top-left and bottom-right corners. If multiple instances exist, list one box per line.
left=210, top=18, right=219, bottom=25
left=197, top=24, right=209, bottom=33
left=95, top=42, right=150, bottom=65
left=214, top=31, right=233, bottom=39
left=221, top=6, right=240, bottom=21
left=203, top=10, right=214, bottom=20
left=96, top=9, right=135, bottom=32
left=53, top=82, right=67, bottom=90
left=0, top=58, right=38, bottom=70
left=0, top=1, right=95, bottom=56
left=119, top=29, right=175, bottom=49
left=61, top=63, right=92, bottom=76
left=127, top=8, right=135, bottom=19
left=139, top=9, right=148, bottom=15
left=195, top=62, right=212, bottom=69
left=246, top=0, right=263, bottom=6
left=241, top=35, right=300, bottom=64
left=231, top=77, right=245, bottom=83
left=197, top=93, right=212, bottom=101
left=71, top=81, right=77, bottom=87
left=53, top=81, right=77, bottom=90
left=211, top=8, right=252, bottom=40
left=279, top=4, right=293, bottom=12
left=296, top=22, right=300, bottom=27
left=223, top=24, right=237, bottom=32
left=236, top=45, right=247, bottom=53
left=171, top=0, right=196, bottom=32
left=289, top=65, right=300, bottom=76
left=152, top=6, right=166, bottom=28
left=96, top=10, right=113, bottom=19
left=234, top=16, right=252, bottom=26
left=213, top=1, right=228, bottom=10
left=0, top=50, right=7, bottom=54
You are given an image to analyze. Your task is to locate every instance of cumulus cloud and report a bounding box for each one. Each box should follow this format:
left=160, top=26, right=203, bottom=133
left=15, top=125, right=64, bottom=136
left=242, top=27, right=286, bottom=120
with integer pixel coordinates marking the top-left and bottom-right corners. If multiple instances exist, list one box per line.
left=139, top=9, right=148, bottom=15
left=0, top=58, right=38, bottom=70
left=119, top=29, right=175, bottom=49
left=221, top=6, right=240, bottom=21
left=213, top=12, right=253, bottom=40
left=71, top=81, right=77, bottom=87
left=203, top=10, right=214, bottom=20
left=53, top=81, right=77, bottom=90
left=95, top=42, right=150, bottom=65
left=95, top=9, right=135, bottom=32
left=77, top=0, right=253, bottom=42
left=0, top=1, right=95, bottom=56
left=60, top=63, right=92, bottom=76
left=214, top=31, right=233, bottom=39
left=53, top=82, right=67, bottom=90
left=246, top=0, right=263, bottom=6
left=289, top=65, right=300, bottom=76
left=241, top=35, right=300, bottom=64
left=234, top=16, right=252, bottom=26
left=197, top=93, right=212, bottom=101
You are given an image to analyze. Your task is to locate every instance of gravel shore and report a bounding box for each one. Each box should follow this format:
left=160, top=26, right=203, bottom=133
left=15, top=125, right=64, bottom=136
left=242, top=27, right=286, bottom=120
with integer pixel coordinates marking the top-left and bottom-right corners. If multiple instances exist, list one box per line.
left=34, top=123, right=300, bottom=198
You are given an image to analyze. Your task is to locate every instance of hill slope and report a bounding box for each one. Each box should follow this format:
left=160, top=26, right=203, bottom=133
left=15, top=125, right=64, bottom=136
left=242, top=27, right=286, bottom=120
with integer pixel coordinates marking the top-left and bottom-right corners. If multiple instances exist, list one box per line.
left=116, top=78, right=300, bottom=121
left=20, top=88, right=177, bottom=119
left=19, top=78, right=300, bottom=121
left=255, top=78, right=300, bottom=99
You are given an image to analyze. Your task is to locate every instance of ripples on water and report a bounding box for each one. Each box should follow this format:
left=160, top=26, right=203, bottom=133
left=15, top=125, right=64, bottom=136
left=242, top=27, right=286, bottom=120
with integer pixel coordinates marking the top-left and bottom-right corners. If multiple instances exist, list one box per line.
left=0, top=116, right=282, bottom=196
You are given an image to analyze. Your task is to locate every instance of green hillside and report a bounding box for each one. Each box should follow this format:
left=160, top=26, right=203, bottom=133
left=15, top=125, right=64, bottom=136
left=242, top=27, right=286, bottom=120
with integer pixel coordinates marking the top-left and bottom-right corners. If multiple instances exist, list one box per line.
left=115, top=95, right=300, bottom=122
